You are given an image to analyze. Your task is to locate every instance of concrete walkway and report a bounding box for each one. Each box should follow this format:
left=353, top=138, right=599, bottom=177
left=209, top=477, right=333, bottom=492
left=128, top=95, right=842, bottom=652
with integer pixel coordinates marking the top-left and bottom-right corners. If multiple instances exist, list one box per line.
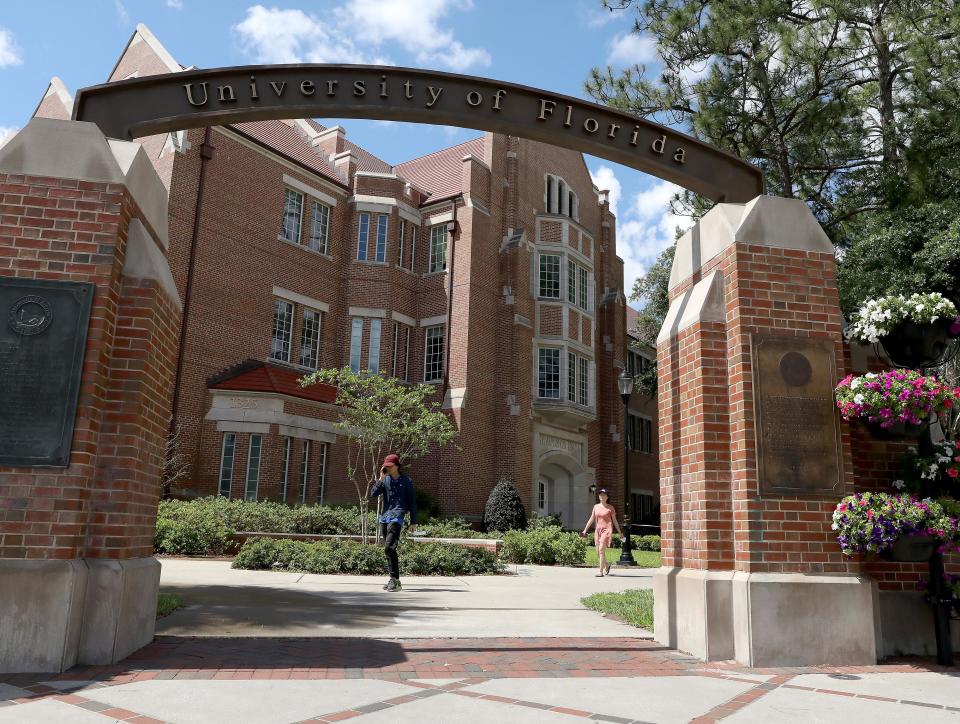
left=155, top=558, right=656, bottom=638
left=3, top=559, right=959, bottom=723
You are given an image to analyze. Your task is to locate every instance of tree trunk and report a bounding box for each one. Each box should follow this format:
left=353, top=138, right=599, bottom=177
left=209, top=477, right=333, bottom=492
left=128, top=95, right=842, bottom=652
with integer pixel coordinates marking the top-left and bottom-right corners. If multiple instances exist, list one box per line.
left=872, top=19, right=900, bottom=165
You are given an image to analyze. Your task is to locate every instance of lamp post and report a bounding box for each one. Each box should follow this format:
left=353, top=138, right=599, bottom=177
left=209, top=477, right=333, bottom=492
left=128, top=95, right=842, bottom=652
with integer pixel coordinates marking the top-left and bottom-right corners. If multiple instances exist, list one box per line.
left=616, top=370, right=636, bottom=566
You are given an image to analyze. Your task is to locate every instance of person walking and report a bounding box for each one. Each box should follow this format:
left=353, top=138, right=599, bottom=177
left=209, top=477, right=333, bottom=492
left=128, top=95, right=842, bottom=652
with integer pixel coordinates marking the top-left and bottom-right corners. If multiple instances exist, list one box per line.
left=581, top=488, right=621, bottom=576
left=369, top=453, right=417, bottom=592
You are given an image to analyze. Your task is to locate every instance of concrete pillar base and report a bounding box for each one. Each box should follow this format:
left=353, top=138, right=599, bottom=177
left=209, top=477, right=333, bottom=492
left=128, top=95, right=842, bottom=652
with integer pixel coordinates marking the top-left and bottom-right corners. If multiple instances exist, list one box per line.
left=655, top=567, right=880, bottom=666
left=0, top=557, right=160, bottom=673
left=877, top=590, right=960, bottom=658
left=653, top=567, right=735, bottom=661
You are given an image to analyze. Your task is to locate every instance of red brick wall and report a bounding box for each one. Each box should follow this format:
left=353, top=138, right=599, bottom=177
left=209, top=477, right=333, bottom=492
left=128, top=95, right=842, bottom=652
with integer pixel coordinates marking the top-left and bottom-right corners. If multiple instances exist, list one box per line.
left=0, top=172, right=179, bottom=560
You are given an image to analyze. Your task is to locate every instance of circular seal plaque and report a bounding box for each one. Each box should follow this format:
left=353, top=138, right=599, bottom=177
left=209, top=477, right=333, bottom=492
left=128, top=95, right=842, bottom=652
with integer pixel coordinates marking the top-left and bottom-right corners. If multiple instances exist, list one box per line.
left=778, top=351, right=812, bottom=387
left=8, top=295, right=53, bottom=336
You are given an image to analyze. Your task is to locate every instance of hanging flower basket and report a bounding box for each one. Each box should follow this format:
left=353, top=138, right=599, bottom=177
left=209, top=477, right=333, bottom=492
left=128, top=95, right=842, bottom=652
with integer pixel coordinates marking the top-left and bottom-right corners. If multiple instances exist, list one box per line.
left=880, top=533, right=937, bottom=562
left=835, top=370, right=960, bottom=436
left=832, top=492, right=956, bottom=557
left=880, top=318, right=957, bottom=369
left=845, top=292, right=959, bottom=347
left=863, top=417, right=929, bottom=440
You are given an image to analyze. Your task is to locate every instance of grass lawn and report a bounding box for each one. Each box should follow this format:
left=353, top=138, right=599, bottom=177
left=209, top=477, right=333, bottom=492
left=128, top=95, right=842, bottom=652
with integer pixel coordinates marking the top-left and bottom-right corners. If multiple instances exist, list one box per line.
left=157, top=593, right=181, bottom=618
left=585, top=546, right=661, bottom=568
left=581, top=589, right=654, bottom=629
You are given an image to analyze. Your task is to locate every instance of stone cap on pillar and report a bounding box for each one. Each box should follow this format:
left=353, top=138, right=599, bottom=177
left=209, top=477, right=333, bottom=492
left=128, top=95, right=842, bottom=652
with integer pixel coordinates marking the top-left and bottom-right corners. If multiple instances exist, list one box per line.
left=656, top=270, right=724, bottom=346
left=668, top=195, right=832, bottom=292
left=0, top=117, right=169, bottom=249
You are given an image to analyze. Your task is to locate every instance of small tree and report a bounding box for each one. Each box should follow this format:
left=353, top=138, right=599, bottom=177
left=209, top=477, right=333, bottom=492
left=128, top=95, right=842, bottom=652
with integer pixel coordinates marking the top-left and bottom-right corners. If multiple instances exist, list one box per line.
left=483, top=477, right=527, bottom=533
left=300, top=367, right=457, bottom=542
left=160, top=424, right=191, bottom=498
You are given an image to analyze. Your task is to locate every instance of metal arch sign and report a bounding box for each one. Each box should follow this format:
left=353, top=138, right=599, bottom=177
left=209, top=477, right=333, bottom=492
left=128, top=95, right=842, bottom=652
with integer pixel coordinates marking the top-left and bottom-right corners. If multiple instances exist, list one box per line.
left=72, top=64, right=764, bottom=203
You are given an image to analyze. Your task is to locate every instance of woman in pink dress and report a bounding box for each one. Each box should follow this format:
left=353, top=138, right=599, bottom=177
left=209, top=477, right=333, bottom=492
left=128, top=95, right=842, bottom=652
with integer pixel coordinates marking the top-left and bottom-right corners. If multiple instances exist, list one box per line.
left=581, top=488, right=622, bottom=576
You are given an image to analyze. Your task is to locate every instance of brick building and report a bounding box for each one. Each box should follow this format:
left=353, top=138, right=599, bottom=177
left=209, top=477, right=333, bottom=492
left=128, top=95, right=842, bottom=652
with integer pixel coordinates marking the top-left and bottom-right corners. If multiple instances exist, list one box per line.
left=625, top=307, right=660, bottom=529
left=33, top=24, right=631, bottom=527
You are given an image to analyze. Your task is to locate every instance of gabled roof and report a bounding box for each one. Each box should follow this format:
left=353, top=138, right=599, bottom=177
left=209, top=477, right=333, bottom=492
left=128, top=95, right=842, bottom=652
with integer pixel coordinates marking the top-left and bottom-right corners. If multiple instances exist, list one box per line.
left=32, top=76, right=74, bottom=120
left=231, top=121, right=344, bottom=186
left=302, top=119, right=393, bottom=174
left=208, top=359, right=338, bottom=405
left=394, top=137, right=485, bottom=200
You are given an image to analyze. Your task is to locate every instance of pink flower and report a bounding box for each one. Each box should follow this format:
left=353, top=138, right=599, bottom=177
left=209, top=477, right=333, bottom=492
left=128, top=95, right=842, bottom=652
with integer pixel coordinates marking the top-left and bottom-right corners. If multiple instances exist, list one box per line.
left=948, top=468, right=959, bottom=478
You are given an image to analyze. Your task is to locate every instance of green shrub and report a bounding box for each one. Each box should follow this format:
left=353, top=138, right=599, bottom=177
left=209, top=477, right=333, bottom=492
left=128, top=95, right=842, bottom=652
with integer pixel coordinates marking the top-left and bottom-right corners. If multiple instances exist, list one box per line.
left=527, top=512, right=563, bottom=530
left=501, top=526, right=585, bottom=566
left=636, top=535, right=661, bottom=552
left=483, top=478, right=526, bottom=533
left=232, top=537, right=503, bottom=576
left=154, top=504, right=230, bottom=556
left=417, top=516, right=497, bottom=539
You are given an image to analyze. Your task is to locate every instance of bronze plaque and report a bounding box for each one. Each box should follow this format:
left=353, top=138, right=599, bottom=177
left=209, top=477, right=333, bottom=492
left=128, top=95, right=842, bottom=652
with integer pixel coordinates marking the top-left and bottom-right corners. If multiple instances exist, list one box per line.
left=0, top=278, right=94, bottom=467
left=751, top=334, right=842, bottom=496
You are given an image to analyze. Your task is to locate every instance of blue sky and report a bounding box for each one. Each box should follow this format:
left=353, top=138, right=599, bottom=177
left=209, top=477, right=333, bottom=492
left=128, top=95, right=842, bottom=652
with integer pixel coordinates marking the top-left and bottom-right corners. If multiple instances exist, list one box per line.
left=0, top=0, right=692, bottom=299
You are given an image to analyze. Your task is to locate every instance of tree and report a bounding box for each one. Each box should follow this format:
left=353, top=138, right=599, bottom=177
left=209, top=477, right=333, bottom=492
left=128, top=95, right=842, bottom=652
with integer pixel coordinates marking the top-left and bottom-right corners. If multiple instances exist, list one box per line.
left=300, top=368, right=457, bottom=542
left=629, top=244, right=675, bottom=396
left=483, top=478, right=527, bottom=533
left=160, top=424, right=190, bottom=498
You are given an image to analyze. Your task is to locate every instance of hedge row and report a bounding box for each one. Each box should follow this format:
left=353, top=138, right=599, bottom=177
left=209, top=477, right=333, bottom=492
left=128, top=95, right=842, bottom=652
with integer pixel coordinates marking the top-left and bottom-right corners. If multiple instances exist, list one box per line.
left=154, top=498, right=495, bottom=556
left=608, top=534, right=661, bottom=552
left=501, top=526, right=587, bottom=566
left=233, top=537, right=503, bottom=576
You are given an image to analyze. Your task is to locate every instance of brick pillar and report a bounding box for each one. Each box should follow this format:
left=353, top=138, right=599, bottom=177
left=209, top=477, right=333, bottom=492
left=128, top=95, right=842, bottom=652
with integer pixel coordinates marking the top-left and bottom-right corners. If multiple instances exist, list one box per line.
left=0, top=118, right=181, bottom=672
left=654, top=197, right=876, bottom=666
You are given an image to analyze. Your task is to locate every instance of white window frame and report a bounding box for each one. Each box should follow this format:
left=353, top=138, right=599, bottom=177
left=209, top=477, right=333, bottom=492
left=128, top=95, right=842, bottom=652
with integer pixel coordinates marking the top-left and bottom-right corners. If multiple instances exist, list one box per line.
left=409, top=225, right=417, bottom=271
left=300, top=439, right=311, bottom=503
left=538, top=253, right=561, bottom=299
left=424, top=325, right=445, bottom=382
left=349, top=318, right=363, bottom=372
left=280, top=188, right=303, bottom=243
left=218, top=433, right=236, bottom=498
left=317, top=442, right=329, bottom=505
left=537, top=347, right=561, bottom=399
left=357, top=212, right=370, bottom=260
left=245, top=434, right=262, bottom=501
left=299, top=307, right=322, bottom=369
left=279, top=436, right=292, bottom=502
left=429, top=224, right=447, bottom=273
left=398, top=219, right=406, bottom=267
left=368, top=318, right=382, bottom=374
left=309, top=200, right=330, bottom=254
left=271, top=299, right=294, bottom=363
left=375, top=214, right=388, bottom=263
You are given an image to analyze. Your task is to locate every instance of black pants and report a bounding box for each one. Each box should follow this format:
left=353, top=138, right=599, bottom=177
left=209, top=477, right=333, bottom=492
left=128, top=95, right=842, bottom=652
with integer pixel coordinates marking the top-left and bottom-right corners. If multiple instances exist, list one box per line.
left=381, top=522, right=402, bottom=579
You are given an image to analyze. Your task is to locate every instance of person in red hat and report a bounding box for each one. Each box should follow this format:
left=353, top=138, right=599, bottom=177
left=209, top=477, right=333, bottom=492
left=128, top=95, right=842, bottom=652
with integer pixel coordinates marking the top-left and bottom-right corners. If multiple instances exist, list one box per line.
left=369, top=453, right=417, bottom=591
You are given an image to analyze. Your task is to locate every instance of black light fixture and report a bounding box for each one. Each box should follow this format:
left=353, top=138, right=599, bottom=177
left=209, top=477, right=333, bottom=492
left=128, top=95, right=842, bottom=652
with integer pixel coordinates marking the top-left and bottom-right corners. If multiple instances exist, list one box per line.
left=616, top=369, right=636, bottom=566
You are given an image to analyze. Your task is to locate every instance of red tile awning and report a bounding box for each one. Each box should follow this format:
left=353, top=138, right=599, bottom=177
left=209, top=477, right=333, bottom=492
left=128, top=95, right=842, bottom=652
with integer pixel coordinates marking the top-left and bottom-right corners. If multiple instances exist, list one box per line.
left=207, top=360, right=337, bottom=405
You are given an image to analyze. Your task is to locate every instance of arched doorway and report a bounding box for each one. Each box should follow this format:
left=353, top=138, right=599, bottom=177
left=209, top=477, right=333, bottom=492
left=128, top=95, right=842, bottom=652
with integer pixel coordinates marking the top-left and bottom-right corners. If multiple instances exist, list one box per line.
left=535, top=452, right=593, bottom=530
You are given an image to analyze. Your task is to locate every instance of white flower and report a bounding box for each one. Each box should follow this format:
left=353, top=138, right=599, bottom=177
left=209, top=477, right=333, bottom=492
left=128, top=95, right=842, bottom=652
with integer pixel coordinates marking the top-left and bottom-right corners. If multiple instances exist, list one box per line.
left=831, top=522, right=838, bottom=530
left=854, top=394, right=865, bottom=404
left=944, top=447, right=953, bottom=456
left=851, top=379, right=861, bottom=390
left=892, top=480, right=906, bottom=490
left=865, top=372, right=877, bottom=379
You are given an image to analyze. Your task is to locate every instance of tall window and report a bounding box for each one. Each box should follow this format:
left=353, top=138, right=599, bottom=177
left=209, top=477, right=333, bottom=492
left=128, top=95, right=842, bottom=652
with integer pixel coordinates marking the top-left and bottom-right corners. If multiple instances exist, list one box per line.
left=317, top=442, right=329, bottom=505
left=280, top=188, right=303, bottom=242
left=368, top=319, right=382, bottom=374
left=538, top=348, right=561, bottom=399
left=539, top=254, right=561, bottom=298
left=409, top=226, right=417, bottom=271
left=627, top=349, right=651, bottom=377
left=279, top=436, right=292, bottom=502
left=424, top=325, right=445, bottom=382
left=300, top=440, right=311, bottom=503
left=271, top=299, right=294, bottom=362
left=299, top=308, right=322, bottom=369
left=357, top=212, right=370, bottom=260
left=375, top=214, right=388, bottom=262
left=349, top=318, right=363, bottom=372
left=628, top=414, right=653, bottom=453
left=538, top=479, right=546, bottom=510
left=545, top=174, right=578, bottom=219
left=392, top=322, right=412, bottom=381
left=568, top=260, right=589, bottom=311
left=578, top=356, right=589, bottom=406
left=567, top=352, right=577, bottom=402
left=398, top=219, right=406, bottom=266
left=245, top=434, right=262, bottom=501
left=309, top=201, right=330, bottom=254
left=218, top=433, right=236, bottom=497
left=429, top=224, right=447, bottom=273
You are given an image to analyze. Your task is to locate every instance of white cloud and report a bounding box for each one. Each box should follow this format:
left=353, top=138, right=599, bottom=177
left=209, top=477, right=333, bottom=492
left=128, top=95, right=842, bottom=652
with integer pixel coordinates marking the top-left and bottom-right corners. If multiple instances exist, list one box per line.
left=607, top=33, right=657, bottom=67
left=0, top=126, right=19, bottom=148
left=166, top=0, right=184, bottom=8
left=592, top=166, right=691, bottom=297
left=114, top=0, right=130, bottom=24
left=235, top=1, right=490, bottom=71
left=0, top=27, right=23, bottom=67
left=581, top=0, right=622, bottom=28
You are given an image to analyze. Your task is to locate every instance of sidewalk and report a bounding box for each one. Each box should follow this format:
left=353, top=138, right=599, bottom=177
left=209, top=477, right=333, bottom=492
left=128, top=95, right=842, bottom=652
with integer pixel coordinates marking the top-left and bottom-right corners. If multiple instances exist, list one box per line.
left=2, top=560, right=958, bottom=723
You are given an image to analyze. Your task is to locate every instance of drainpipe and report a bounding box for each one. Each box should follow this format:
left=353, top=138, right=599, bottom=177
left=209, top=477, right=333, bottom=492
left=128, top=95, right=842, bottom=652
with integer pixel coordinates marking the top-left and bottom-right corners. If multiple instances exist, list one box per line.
left=442, top=195, right=462, bottom=393
left=170, top=127, right=214, bottom=432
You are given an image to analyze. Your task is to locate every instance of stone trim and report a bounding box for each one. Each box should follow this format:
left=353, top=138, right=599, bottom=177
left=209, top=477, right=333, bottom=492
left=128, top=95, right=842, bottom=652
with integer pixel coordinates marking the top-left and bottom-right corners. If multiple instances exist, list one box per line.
left=273, top=286, right=329, bottom=313
left=349, top=306, right=387, bottom=318
left=281, top=174, right=339, bottom=207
